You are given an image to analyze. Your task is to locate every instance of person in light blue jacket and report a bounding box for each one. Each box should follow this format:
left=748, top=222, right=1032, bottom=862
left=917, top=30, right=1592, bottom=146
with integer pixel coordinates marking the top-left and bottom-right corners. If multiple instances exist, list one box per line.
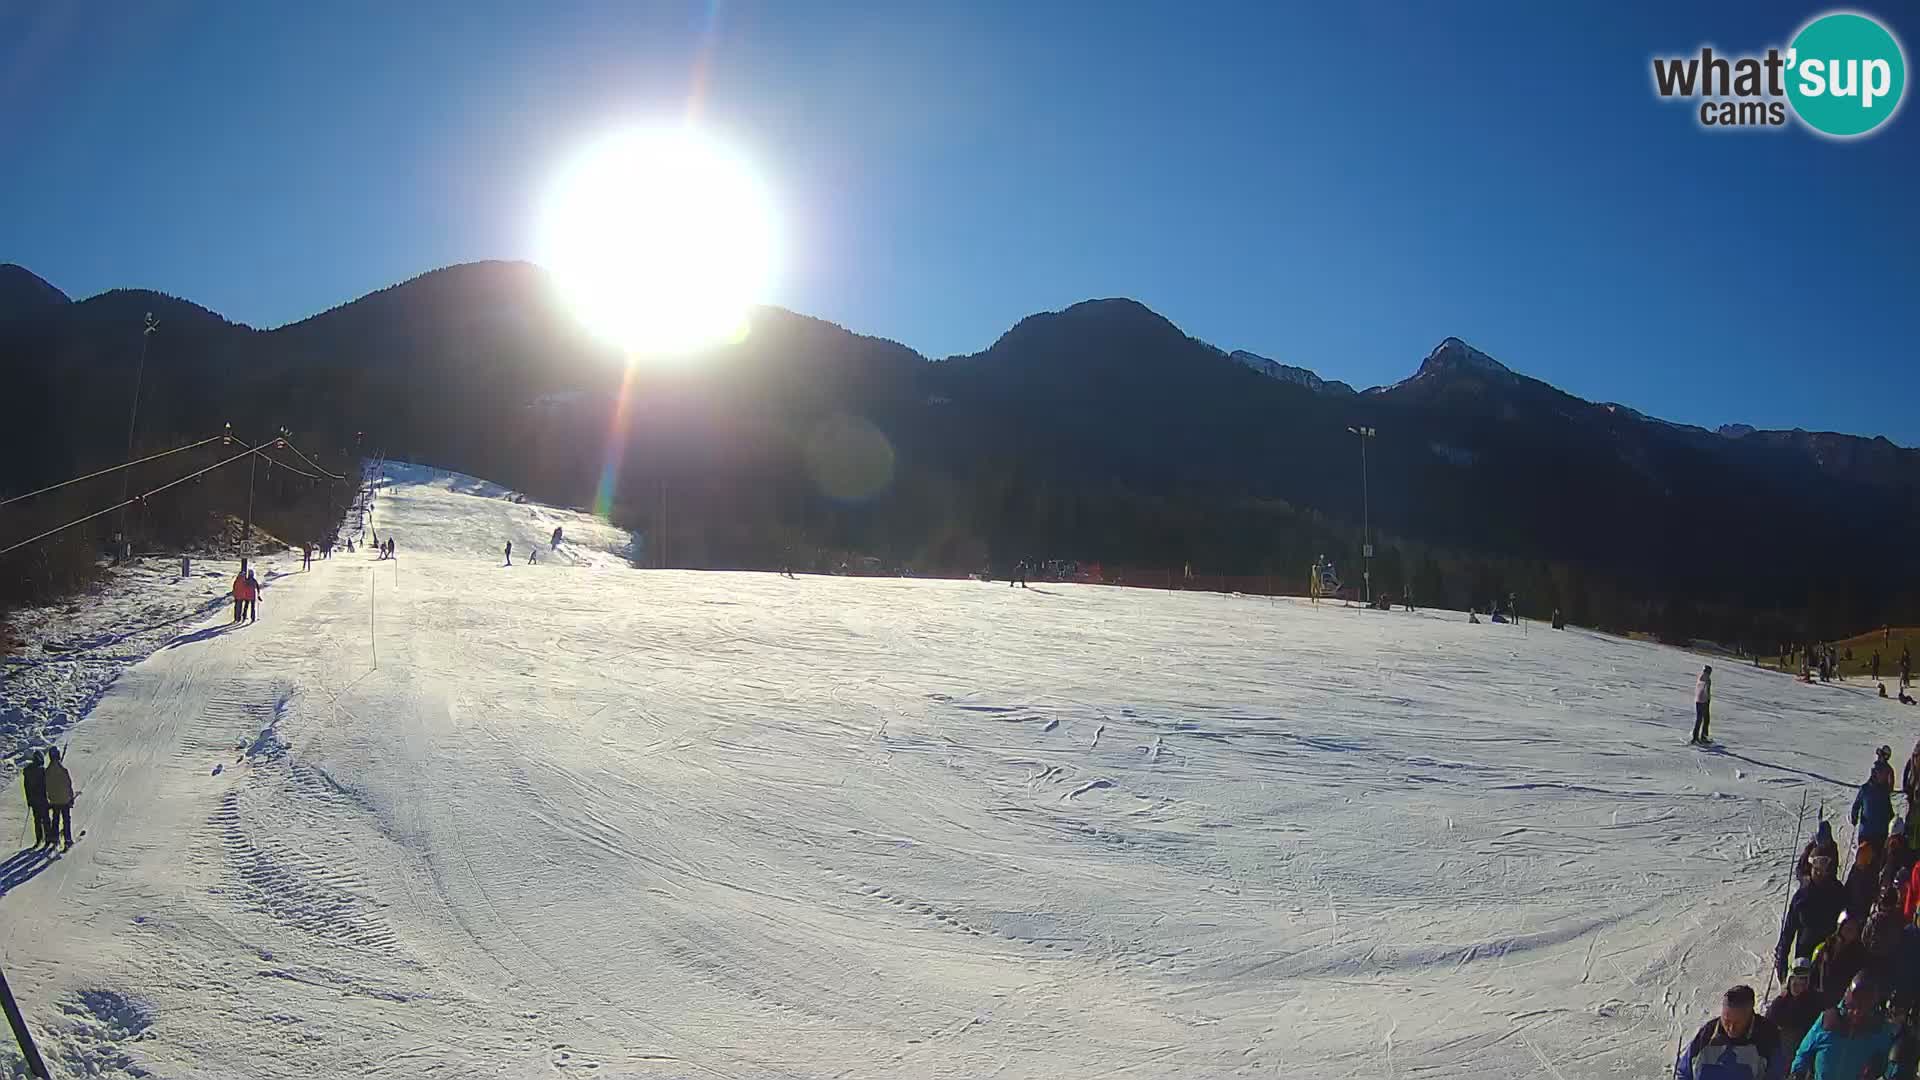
left=1791, top=974, right=1897, bottom=1079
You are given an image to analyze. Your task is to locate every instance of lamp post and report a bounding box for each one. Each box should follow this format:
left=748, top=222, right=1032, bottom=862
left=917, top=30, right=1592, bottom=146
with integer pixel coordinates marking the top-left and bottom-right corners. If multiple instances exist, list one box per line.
left=115, top=312, right=159, bottom=560
left=1347, top=425, right=1376, bottom=604
left=240, top=427, right=288, bottom=558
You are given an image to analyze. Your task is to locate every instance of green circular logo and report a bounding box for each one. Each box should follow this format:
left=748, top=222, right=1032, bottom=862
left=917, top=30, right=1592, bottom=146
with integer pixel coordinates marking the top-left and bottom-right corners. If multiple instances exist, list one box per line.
left=1787, top=12, right=1907, bottom=137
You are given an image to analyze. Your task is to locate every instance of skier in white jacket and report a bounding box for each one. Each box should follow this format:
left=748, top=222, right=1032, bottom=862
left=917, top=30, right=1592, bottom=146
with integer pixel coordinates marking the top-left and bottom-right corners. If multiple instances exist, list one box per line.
left=1690, top=665, right=1713, bottom=745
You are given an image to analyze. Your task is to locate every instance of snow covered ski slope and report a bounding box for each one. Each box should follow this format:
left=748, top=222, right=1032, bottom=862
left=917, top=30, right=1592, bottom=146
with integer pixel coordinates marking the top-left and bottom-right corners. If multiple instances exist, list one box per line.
left=5, top=464, right=1911, bottom=1078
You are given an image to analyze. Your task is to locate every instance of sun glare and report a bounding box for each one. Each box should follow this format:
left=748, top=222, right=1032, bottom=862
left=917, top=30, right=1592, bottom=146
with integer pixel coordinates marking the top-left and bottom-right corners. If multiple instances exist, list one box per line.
left=539, top=125, right=778, bottom=357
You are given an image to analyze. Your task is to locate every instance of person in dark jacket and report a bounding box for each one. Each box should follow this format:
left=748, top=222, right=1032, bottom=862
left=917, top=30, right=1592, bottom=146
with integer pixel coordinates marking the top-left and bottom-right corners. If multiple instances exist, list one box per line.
left=1861, top=888, right=1907, bottom=977
left=1878, top=829, right=1912, bottom=895
left=1855, top=767, right=1896, bottom=848
left=1799, top=821, right=1841, bottom=885
left=1766, top=960, right=1822, bottom=1067
left=1812, top=914, right=1869, bottom=1008
left=42, top=747, right=73, bottom=851
left=1848, top=842, right=1884, bottom=920
left=20, top=750, right=48, bottom=849
left=1675, top=984, right=1783, bottom=1080
left=1781, top=856, right=1848, bottom=979
left=1903, top=744, right=1920, bottom=847
left=1894, top=919, right=1920, bottom=1014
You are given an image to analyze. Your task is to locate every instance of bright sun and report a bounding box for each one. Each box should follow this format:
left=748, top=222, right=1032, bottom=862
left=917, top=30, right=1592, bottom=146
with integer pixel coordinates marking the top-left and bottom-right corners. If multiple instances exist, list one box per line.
left=539, top=126, right=778, bottom=356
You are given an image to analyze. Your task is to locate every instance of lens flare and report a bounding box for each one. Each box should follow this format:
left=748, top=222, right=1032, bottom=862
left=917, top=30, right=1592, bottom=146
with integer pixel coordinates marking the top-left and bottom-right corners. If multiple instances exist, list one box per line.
left=539, top=125, right=778, bottom=357
left=805, top=414, right=895, bottom=502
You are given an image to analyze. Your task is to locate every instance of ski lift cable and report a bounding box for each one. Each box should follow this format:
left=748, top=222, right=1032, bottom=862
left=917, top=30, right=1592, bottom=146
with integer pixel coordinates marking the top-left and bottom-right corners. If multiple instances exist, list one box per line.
left=269, top=436, right=347, bottom=480
left=223, top=428, right=346, bottom=482
left=0, top=434, right=226, bottom=510
left=0, top=446, right=260, bottom=559
left=237, top=441, right=330, bottom=481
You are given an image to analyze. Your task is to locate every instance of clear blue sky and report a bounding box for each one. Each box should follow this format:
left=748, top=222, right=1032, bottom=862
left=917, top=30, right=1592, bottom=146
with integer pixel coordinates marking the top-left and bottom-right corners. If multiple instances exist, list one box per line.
left=3, top=2, right=1916, bottom=441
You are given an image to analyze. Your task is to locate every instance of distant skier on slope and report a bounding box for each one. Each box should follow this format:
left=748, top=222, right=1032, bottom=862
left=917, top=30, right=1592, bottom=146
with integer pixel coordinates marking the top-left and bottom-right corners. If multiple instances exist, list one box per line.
left=245, top=565, right=261, bottom=623
left=1778, top=855, right=1846, bottom=979
left=505, top=541, right=513, bottom=566
left=43, top=747, right=74, bottom=851
left=552, top=526, right=563, bottom=550
left=1690, top=664, right=1714, bottom=745
left=21, top=750, right=49, bottom=849
left=528, top=548, right=537, bottom=564
left=1674, top=984, right=1783, bottom=1080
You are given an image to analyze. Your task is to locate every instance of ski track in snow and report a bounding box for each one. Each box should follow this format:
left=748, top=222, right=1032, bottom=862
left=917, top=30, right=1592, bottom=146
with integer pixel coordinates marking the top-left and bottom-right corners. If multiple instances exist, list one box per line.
left=1, top=461, right=1906, bottom=1078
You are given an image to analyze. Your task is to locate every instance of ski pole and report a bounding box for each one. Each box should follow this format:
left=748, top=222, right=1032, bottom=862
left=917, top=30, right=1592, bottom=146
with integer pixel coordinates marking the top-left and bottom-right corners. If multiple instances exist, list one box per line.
left=1763, top=787, right=1811, bottom=1002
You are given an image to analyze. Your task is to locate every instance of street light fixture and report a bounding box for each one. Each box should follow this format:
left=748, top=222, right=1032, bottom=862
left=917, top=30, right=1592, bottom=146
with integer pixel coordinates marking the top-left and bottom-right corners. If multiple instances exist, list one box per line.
left=1347, top=426, right=1377, bottom=605
left=115, top=312, right=159, bottom=560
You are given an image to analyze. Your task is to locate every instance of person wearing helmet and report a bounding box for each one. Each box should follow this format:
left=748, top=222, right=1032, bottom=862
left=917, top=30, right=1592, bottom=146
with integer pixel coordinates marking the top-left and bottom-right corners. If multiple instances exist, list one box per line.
left=1765, top=960, right=1822, bottom=1066
left=1792, top=973, right=1898, bottom=1079
left=1854, top=761, right=1896, bottom=850
left=1872, top=746, right=1896, bottom=789
left=1812, top=912, right=1869, bottom=1008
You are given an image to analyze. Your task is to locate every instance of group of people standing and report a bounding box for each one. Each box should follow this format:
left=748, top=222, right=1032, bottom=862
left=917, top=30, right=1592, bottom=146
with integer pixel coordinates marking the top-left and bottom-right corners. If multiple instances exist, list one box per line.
left=1678, top=742, right=1920, bottom=1077
left=231, top=560, right=262, bottom=623
left=18, top=748, right=76, bottom=853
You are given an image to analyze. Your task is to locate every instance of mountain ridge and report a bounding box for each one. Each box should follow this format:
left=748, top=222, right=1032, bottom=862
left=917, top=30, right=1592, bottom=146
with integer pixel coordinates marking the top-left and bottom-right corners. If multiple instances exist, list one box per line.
left=6, top=259, right=1905, bottom=450
left=3, top=258, right=1915, bottom=639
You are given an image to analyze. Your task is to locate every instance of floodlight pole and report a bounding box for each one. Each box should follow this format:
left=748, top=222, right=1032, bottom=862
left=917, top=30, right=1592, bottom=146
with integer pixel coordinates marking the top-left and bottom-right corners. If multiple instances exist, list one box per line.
left=115, top=312, right=159, bottom=559
left=1348, top=426, right=1377, bottom=604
